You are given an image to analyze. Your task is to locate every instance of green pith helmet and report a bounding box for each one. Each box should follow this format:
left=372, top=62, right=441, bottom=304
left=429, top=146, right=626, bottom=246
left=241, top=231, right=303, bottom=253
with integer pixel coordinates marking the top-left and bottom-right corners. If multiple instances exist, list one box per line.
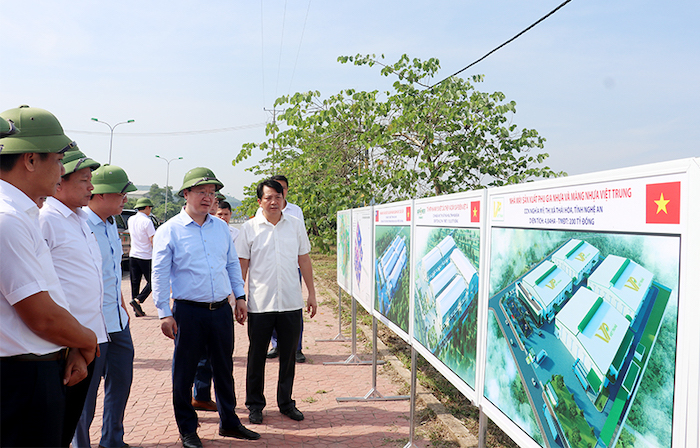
left=178, top=167, right=224, bottom=197
left=0, top=105, right=76, bottom=154
left=215, top=192, right=226, bottom=201
left=90, top=164, right=138, bottom=195
left=61, top=148, right=101, bottom=176
left=135, top=197, right=154, bottom=208
left=0, top=116, right=19, bottom=139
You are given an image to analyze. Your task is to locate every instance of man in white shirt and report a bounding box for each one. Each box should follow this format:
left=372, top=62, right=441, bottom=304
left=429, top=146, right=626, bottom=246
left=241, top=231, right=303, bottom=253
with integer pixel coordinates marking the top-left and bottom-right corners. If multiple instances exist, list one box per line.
left=262, top=175, right=307, bottom=362
left=0, top=105, right=98, bottom=447
left=216, top=200, right=240, bottom=242
left=128, top=197, right=156, bottom=317
left=39, top=147, right=108, bottom=446
left=236, top=178, right=317, bottom=425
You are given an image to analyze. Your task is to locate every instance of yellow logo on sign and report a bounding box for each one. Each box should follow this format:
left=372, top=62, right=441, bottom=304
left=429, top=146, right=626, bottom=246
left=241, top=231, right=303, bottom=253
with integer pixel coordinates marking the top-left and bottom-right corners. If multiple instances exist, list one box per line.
left=594, top=323, right=611, bottom=343
left=624, top=277, right=640, bottom=291
left=545, top=279, right=558, bottom=290
left=575, top=252, right=587, bottom=262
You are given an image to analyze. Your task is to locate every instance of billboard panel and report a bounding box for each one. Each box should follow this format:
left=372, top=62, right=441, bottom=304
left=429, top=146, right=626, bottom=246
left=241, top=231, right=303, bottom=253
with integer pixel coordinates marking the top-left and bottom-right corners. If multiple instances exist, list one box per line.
left=374, top=201, right=412, bottom=341
left=412, top=191, right=485, bottom=399
left=480, top=159, right=697, bottom=448
left=351, top=207, right=374, bottom=313
left=337, top=209, right=352, bottom=294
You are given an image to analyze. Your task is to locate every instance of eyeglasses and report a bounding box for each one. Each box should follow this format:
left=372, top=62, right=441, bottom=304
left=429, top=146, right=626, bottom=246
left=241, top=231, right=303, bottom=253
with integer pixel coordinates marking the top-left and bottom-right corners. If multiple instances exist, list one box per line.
left=189, top=190, right=216, bottom=198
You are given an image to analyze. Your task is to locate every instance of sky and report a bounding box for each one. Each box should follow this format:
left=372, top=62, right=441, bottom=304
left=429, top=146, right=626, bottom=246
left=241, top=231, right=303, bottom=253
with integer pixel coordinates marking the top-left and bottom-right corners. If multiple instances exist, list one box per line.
left=2, top=0, right=698, bottom=200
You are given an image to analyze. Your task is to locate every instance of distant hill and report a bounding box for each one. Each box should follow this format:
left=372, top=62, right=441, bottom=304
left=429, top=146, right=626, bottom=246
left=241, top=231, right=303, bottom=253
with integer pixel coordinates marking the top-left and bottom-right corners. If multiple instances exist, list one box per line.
left=134, top=184, right=242, bottom=208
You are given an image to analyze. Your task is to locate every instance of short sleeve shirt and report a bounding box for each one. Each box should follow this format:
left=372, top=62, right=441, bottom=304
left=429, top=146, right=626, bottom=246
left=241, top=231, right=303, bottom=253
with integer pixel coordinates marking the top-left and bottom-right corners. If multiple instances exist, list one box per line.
left=236, top=211, right=311, bottom=313
left=0, top=180, right=70, bottom=356
left=128, top=211, right=156, bottom=259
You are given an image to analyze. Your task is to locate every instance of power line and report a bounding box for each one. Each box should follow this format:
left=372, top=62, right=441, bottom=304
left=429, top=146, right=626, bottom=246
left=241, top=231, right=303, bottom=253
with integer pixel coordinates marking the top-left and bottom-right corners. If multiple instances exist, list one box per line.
left=260, top=0, right=266, bottom=108
left=287, top=0, right=312, bottom=96
left=66, top=122, right=266, bottom=137
left=274, top=0, right=288, bottom=100
left=428, top=0, right=573, bottom=91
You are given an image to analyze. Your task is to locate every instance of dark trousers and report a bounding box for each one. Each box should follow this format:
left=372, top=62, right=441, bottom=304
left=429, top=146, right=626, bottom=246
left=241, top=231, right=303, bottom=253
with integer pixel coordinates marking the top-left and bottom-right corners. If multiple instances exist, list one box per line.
left=0, top=354, right=67, bottom=447
left=172, top=300, right=241, bottom=435
left=270, top=316, right=304, bottom=351
left=61, top=358, right=96, bottom=446
left=246, top=309, right=302, bottom=413
left=193, top=355, right=213, bottom=402
left=129, top=257, right=152, bottom=303
left=73, top=326, right=134, bottom=448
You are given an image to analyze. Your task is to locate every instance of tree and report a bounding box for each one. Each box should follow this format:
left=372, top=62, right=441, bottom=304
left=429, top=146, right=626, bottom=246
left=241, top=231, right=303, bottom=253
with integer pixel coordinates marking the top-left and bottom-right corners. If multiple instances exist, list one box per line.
left=234, top=54, right=564, bottom=250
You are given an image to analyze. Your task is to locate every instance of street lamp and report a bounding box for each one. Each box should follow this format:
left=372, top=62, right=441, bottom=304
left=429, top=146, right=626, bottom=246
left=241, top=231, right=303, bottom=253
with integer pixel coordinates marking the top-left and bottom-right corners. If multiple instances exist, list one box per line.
left=91, top=118, right=135, bottom=164
left=155, top=155, right=183, bottom=221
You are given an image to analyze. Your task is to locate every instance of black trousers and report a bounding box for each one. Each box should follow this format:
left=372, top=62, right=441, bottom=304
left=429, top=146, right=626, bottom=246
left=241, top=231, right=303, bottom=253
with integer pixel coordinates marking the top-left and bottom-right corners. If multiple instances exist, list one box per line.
left=129, top=257, right=152, bottom=303
left=0, top=354, right=67, bottom=447
left=172, top=300, right=241, bottom=435
left=61, top=358, right=95, bottom=446
left=246, top=309, right=302, bottom=413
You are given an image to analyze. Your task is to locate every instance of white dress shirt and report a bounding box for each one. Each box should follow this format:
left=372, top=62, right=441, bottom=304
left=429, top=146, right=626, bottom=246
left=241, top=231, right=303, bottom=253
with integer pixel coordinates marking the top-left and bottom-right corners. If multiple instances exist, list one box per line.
left=128, top=211, right=156, bottom=259
left=236, top=211, right=311, bottom=313
left=40, top=197, right=109, bottom=344
left=0, top=180, right=71, bottom=356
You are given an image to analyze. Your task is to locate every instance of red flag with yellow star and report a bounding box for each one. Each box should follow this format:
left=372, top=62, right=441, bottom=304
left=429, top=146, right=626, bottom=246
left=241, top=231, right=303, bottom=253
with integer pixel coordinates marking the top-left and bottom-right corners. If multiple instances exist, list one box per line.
left=470, top=201, right=480, bottom=223
left=646, top=182, right=680, bottom=224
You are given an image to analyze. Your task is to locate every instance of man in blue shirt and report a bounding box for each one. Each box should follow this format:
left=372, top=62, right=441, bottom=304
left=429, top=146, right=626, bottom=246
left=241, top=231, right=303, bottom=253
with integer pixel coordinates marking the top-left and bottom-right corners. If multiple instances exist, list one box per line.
left=77, top=164, right=137, bottom=448
left=152, top=167, right=260, bottom=448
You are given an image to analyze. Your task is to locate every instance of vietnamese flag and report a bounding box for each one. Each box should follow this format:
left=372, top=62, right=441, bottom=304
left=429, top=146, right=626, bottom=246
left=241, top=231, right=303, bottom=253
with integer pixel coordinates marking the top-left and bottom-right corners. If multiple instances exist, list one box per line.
left=406, top=206, right=411, bottom=221
left=646, top=181, right=680, bottom=224
left=470, top=201, right=480, bottom=223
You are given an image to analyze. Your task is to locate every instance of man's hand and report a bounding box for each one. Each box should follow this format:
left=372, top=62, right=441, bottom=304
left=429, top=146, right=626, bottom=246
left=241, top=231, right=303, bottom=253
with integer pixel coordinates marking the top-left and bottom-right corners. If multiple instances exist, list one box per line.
left=79, top=343, right=100, bottom=367
left=306, top=291, right=317, bottom=318
left=234, top=299, right=248, bottom=325
left=64, top=348, right=88, bottom=386
left=160, top=316, right=178, bottom=339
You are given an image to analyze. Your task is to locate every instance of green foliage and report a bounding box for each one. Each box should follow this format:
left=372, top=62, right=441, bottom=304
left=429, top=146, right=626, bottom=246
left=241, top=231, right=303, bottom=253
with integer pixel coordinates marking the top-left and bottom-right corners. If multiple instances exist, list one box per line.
left=234, top=54, right=564, bottom=252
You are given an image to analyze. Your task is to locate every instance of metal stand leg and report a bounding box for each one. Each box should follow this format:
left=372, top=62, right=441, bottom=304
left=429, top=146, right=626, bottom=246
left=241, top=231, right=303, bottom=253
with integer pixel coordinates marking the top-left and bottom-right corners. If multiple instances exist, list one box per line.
left=324, top=298, right=376, bottom=365
left=402, top=346, right=420, bottom=447
left=316, top=286, right=351, bottom=342
left=336, top=316, right=408, bottom=401
left=478, top=405, right=488, bottom=448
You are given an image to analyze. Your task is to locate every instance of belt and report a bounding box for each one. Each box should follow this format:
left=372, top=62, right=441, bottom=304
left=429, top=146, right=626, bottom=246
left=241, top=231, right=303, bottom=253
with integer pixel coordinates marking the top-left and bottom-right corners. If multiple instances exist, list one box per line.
left=174, top=299, right=229, bottom=310
left=1, top=348, right=69, bottom=362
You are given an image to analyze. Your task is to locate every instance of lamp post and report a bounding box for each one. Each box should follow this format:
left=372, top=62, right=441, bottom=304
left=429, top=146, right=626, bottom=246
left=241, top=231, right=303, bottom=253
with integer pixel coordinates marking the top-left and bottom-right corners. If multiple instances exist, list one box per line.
left=155, top=155, right=183, bottom=221
left=91, top=118, right=135, bottom=164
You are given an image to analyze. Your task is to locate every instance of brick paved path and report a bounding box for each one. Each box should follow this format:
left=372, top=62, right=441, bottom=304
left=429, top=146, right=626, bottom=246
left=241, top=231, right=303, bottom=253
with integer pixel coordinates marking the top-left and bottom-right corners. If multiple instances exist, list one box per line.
left=85, top=277, right=421, bottom=447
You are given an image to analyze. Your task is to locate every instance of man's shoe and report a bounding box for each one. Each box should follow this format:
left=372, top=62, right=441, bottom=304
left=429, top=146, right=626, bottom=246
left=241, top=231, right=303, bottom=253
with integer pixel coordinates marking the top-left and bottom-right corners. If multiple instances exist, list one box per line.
left=295, top=350, right=306, bottom=363
left=130, top=299, right=146, bottom=317
left=281, top=406, right=304, bottom=421
left=192, top=398, right=217, bottom=411
left=219, top=424, right=261, bottom=440
left=181, top=432, right=203, bottom=448
left=249, top=409, right=263, bottom=424
left=266, top=346, right=279, bottom=358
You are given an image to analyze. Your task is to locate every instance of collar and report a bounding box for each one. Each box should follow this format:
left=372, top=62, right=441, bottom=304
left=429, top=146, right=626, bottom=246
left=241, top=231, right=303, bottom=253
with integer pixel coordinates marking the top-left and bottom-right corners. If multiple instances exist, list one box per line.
left=0, top=179, right=40, bottom=219
left=45, top=196, right=75, bottom=219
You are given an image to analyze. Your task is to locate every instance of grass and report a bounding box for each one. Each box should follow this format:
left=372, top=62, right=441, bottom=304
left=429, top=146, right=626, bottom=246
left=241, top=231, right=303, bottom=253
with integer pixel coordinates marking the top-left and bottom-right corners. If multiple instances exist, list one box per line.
left=310, top=247, right=519, bottom=448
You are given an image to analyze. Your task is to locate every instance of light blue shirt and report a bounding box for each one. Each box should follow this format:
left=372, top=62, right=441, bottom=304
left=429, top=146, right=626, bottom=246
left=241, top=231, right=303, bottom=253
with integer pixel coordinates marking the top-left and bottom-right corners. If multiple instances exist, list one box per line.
left=85, top=207, right=129, bottom=333
left=152, top=208, right=245, bottom=319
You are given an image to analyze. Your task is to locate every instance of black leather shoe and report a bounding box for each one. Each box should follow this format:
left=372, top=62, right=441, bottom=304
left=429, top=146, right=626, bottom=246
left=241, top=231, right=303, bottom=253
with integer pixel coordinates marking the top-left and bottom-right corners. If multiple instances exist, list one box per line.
left=295, top=350, right=306, bottom=363
left=249, top=409, right=263, bottom=424
left=130, top=300, right=146, bottom=317
left=266, top=346, right=279, bottom=358
left=219, top=424, right=261, bottom=440
left=281, top=406, right=304, bottom=421
left=181, top=432, right=203, bottom=448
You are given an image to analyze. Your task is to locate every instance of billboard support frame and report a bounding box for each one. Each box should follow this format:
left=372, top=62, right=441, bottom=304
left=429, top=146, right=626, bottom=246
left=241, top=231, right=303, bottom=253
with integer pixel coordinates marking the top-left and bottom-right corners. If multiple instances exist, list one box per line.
left=336, top=315, right=409, bottom=402
left=316, top=286, right=351, bottom=343
left=323, top=298, right=381, bottom=366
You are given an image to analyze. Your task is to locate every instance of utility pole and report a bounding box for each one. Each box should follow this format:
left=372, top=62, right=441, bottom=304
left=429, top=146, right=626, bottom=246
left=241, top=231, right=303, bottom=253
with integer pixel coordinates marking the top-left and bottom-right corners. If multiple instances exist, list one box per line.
left=264, top=107, right=284, bottom=172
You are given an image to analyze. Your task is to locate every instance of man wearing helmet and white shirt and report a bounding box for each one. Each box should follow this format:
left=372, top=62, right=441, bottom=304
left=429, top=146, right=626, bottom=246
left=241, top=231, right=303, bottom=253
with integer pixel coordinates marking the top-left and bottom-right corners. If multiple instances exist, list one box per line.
left=153, top=167, right=259, bottom=447
left=77, top=164, right=138, bottom=448
left=0, top=105, right=98, bottom=447
left=39, top=147, right=108, bottom=446
left=128, top=197, right=157, bottom=317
